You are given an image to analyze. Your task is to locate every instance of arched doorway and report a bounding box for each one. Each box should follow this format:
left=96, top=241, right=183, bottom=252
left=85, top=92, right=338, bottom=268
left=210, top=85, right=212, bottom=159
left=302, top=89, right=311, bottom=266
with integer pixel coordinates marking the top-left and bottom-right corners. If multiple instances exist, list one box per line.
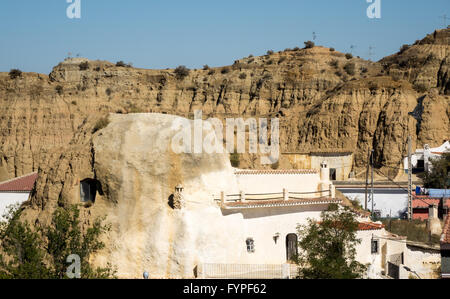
left=286, top=234, right=298, bottom=262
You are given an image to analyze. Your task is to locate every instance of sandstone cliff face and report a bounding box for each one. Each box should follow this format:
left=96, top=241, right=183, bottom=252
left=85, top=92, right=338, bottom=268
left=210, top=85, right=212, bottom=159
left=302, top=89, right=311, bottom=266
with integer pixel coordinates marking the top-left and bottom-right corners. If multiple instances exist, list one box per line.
left=23, top=114, right=247, bottom=278
left=0, top=30, right=449, bottom=184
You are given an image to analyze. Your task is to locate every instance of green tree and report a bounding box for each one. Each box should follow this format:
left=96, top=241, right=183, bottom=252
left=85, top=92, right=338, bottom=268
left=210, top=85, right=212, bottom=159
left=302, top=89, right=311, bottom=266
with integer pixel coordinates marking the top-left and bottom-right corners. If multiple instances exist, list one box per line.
left=296, top=204, right=367, bottom=279
left=0, top=205, right=115, bottom=279
left=45, top=205, right=115, bottom=279
left=0, top=205, right=50, bottom=279
left=418, top=153, right=450, bottom=189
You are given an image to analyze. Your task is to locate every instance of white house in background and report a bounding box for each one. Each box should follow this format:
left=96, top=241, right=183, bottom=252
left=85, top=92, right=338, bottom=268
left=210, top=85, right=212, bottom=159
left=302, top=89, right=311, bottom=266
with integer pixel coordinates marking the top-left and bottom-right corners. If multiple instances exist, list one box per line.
left=0, top=173, right=38, bottom=220
left=199, top=162, right=427, bottom=279
left=404, top=141, right=450, bottom=173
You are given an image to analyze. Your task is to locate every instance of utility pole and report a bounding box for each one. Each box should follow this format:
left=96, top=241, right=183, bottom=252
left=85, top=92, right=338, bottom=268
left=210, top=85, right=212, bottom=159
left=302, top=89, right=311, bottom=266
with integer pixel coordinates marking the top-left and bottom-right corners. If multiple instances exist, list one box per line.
left=440, top=14, right=449, bottom=28
left=408, top=136, right=413, bottom=221
left=371, top=150, right=374, bottom=215
left=365, top=150, right=370, bottom=211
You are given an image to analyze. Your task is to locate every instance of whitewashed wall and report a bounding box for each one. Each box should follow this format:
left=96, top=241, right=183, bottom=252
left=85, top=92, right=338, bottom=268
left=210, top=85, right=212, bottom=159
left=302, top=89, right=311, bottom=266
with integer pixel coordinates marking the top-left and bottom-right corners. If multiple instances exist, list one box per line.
left=235, top=173, right=321, bottom=194
left=0, top=193, right=30, bottom=221
left=339, top=188, right=408, bottom=218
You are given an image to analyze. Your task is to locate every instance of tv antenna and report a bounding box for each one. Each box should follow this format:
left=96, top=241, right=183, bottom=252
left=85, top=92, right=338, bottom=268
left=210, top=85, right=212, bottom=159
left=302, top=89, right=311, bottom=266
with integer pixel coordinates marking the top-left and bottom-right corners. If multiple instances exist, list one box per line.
left=439, top=14, right=449, bottom=28
left=368, top=46, right=375, bottom=61
left=350, top=45, right=357, bottom=55
left=313, top=31, right=317, bottom=41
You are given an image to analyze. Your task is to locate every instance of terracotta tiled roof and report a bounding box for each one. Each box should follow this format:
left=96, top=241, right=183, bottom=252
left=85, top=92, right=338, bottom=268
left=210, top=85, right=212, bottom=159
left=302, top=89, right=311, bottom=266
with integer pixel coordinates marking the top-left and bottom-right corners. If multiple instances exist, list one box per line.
left=0, top=173, right=38, bottom=193
left=358, top=222, right=385, bottom=231
left=222, top=197, right=341, bottom=209
left=235, top=169, right=319, bottom=175
left=442, top=216, right=450, bottom=245
left=412, top=198, right=440, bottom=208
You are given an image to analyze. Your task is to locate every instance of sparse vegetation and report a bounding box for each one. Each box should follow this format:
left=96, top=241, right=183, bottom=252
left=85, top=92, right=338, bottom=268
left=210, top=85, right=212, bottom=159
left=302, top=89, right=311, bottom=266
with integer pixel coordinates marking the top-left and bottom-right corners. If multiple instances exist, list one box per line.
left=239, top=73, right=247, bottom=80
left=208, top=69, right=215, bottom=76
left=266, top=50, right=274, bottom=55
left=174, top=65, right=190, bottom=80
left=79, top=61, right=89, bottom=71
left=413, top=83, right=428, bottom=93
left=55, top=85, right=64, bottom=95
left=105, top=88, right=113, bottom=96
left=93, top=116, right=110, bottom=133
left=329, top=59, right=339, bottom=68
left=203, top=65, right=210, bottom=70
left=116, top=61, right=132, bottom=68
left=345, top=53, right=353, bottom=59
left=9, top=69, right=22, bottom=80
left=278, top=57, right=286, bottom=64
left=381, top=219, right=441, bottom=245
left=221, top=67, right=231, bottom=74
left=343, top=62, right=356, bottom=76
left=304, top=41, right=315, bottom=49
left=330, top=48, right=335, bottom=52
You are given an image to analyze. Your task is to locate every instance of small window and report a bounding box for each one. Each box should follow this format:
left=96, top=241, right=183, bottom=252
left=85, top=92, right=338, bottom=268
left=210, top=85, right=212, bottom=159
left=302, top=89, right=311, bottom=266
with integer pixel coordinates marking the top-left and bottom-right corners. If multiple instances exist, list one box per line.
left=371, top=239, right=379, bottom=254
left=80, top=179, right=98, bottom=203
left=246, top=238, right=255, bottom=253
left=330, top=168, right=337, bottom=181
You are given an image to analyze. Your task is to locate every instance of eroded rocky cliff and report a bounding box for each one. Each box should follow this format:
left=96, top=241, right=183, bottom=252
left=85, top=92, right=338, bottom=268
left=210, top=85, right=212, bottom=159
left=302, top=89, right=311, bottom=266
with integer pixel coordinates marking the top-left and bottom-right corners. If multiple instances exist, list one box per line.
left=0, top=29, right=449, bottom=185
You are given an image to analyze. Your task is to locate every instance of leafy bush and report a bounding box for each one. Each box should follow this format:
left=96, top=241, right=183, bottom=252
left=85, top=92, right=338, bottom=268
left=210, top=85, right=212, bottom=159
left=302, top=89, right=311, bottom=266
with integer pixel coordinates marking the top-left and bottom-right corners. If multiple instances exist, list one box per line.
left=329, top=59, right=339, bottom=68
left=55, top=85, right=64, bottom=95
left=93, top=116, right=110, bottom=133
left=267, top=50, right=274, bottom=55
left=329, top=48, right=335, bottom=52
left=293, top=47, right=300, bottom=51
left=203, top=65, right=210, bottom=70
left=208, top=69, right=215, bottom=75
left=116, top=61, right=127, bottom=67
left=79, top=61, right=89, bottom=71
left=239, top=73, right=247, bottom=80
left=304, top=41, right=315, bottom=49
left=221, top=67, right=231, bottom=74
left=105, top=88, right=113, bottom=96
left=343, top=62, right=356, bottom=76
left=345, top=53, right=353, bottom=59
left=9, top=69, right=22, bottom=80
left=174, top=65, right=190, bottom=80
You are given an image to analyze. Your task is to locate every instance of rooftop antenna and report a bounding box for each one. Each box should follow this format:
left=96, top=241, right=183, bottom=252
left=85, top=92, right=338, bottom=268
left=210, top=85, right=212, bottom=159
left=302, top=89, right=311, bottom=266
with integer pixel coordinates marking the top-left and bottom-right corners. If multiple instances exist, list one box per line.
left=368, top=46, right=375, bottom=61
left=439, top=14, right=449, bottom=28
left=350, top=45, right=357, bottom=55
left=312, top=31, right=317, bottom=41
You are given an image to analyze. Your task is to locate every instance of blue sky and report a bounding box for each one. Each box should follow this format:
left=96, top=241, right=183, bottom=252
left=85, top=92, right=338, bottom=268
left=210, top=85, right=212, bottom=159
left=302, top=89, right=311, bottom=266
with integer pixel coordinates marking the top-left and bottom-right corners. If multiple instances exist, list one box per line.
left=0, top=0, right=449, bottom=74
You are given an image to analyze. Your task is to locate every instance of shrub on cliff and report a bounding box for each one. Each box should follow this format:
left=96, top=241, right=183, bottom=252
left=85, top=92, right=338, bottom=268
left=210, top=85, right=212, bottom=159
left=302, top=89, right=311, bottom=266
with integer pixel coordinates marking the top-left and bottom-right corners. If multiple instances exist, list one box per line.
left=93, top=116, right=110, bottom=133
left=343, top=62, right=356, bottom=76
left=304, top=41, right=315, bottom=49
left=79, top=61, right=89, bottom=71
left=174, top=65, right=190, bottom=80
left=9, top=69, right=22, bottom=80
left=345, top=53, right=353, bottom=59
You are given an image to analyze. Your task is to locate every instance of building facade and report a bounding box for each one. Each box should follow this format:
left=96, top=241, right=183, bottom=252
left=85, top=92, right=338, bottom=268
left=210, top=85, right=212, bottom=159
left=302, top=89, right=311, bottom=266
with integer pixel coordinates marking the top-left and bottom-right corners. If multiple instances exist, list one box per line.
left=0, top=173, right=37, bottom=221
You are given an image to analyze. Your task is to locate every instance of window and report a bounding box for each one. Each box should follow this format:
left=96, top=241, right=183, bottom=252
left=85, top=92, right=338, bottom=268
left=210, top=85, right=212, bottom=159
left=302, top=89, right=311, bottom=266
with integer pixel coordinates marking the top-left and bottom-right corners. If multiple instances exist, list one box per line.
left=371, top=239, right=379, bottom=254
left=246, top=238, right=255, bottom=253
left=330, top=168, right=337, bottom=181
left=80, top=179, right=99, bottom=203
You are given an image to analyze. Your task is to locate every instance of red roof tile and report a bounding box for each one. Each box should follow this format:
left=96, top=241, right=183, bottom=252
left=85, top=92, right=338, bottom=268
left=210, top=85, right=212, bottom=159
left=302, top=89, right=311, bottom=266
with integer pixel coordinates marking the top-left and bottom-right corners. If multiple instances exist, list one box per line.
left=358, top=222, right=385, bottom=231
left=442, top=216, right=450, bottom=245
left=0, top=173, right=38, bottom=193
left=412, top=198, right=440, bottom=208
